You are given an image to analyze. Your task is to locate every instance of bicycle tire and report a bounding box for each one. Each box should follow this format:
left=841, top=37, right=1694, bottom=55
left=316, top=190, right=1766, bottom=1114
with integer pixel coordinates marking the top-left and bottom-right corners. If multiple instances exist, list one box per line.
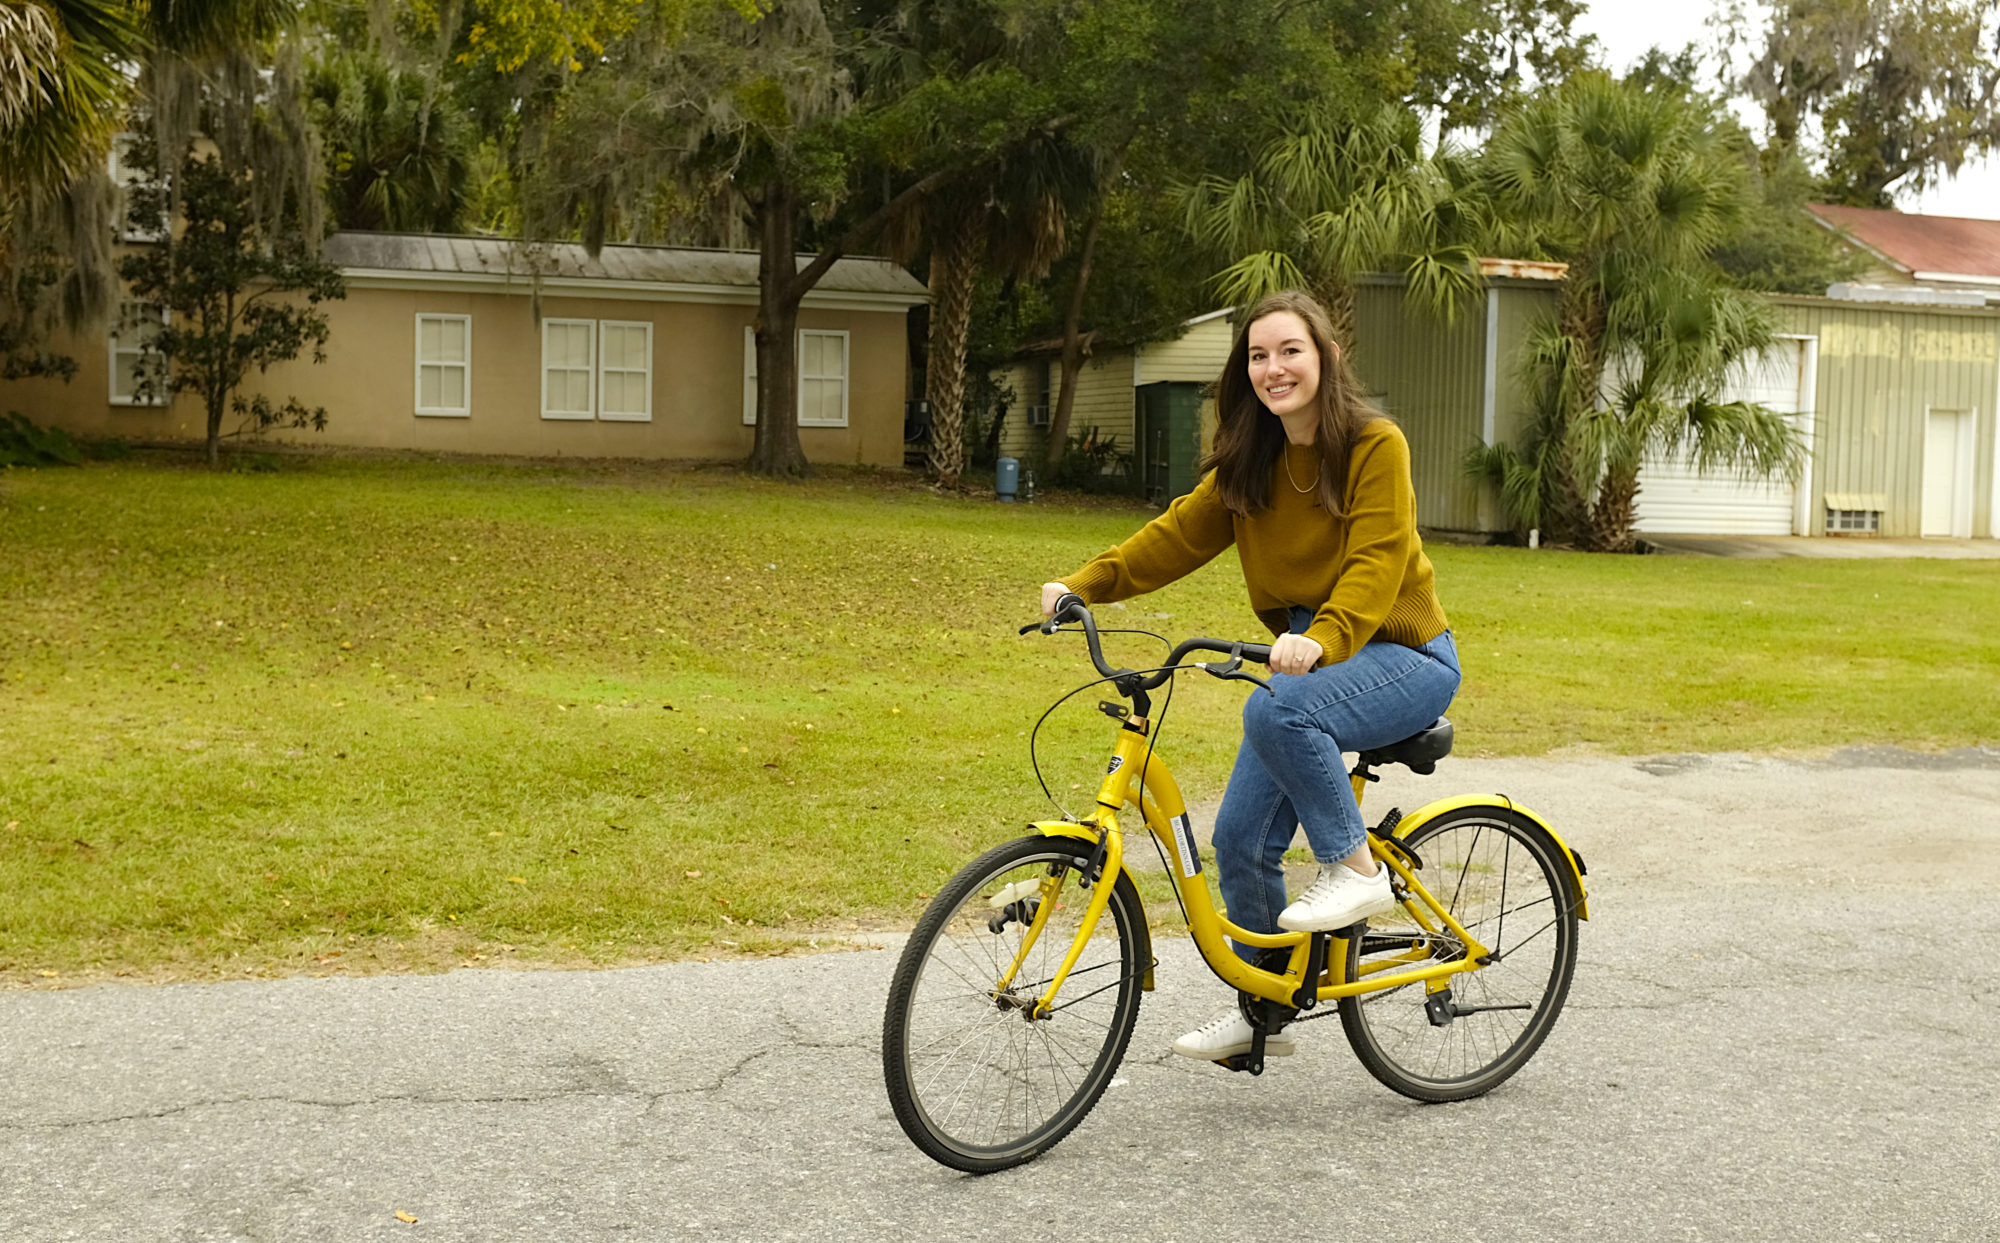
left=882, top=834, right=1146, bottom=1173
left=1338, top=804, right=1579, bottom=1102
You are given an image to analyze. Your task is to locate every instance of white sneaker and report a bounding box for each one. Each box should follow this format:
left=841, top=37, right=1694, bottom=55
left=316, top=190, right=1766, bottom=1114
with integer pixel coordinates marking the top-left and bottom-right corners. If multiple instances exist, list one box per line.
left=1171, top=1007, right=1296, bottom=1060
left=1276, top=862, right=1396, bottom=931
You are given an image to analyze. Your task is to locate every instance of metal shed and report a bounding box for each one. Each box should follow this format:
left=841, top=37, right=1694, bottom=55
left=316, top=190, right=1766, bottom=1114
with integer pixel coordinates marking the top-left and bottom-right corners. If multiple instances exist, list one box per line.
left=1766, top=295, right=1999, bottom=538
left=1352, top=280, right=2000, bottom=540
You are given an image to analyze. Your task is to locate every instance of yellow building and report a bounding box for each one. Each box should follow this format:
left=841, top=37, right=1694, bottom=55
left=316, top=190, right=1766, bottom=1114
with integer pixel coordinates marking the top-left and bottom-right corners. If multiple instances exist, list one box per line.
left=1, top=232, right=929, bottom=465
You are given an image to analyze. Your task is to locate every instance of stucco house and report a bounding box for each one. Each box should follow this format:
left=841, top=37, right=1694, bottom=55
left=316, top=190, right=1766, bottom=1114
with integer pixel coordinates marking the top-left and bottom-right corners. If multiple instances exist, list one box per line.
left=0, top=231, right=930, bottom=466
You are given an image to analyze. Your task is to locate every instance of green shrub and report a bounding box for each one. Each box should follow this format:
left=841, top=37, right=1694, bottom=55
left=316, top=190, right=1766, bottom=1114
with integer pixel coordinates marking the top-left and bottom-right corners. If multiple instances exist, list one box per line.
left=0, top=412, right=84, bottom=467
left=1050, top=425, right=1135, bottom=494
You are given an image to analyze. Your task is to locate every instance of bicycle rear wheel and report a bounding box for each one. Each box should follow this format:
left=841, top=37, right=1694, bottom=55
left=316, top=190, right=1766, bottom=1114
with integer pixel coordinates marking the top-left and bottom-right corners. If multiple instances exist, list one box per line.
left=882, top=834, right=1146, bottom=1173
left=1339, top=805, right=1579, bottom=1102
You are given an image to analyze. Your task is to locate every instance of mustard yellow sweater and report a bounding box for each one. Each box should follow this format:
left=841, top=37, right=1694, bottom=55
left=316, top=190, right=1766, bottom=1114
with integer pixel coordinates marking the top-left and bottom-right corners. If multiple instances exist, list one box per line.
left=1060, top=420, right=1449, bottom=667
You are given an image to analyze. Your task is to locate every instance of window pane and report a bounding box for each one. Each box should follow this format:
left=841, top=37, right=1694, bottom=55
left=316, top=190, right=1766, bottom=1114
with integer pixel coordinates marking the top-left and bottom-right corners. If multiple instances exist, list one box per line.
left=570, top=325, right=593, bottom=366
left=440, top=318, right=466, bottom=361
left=603, top=327, right=628, bottom=369
left=606, top=374, right=632, bottom=414
left=420, top=318, right=440, bottom=360
left=441, top=366, right=465, bottom=409
left=420, top=365, right=441, bottom=408
left=826, top=336, right=845, bottom=378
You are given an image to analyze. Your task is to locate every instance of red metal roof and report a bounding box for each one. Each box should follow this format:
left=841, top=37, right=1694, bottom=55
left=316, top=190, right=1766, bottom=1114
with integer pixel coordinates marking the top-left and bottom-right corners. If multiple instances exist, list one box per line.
left=1806, top=203, right=2000, bottom=279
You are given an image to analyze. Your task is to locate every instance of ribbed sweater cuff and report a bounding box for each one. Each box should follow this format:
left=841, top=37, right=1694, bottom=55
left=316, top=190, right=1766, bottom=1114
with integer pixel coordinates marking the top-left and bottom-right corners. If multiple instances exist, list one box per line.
left=1059, top=561, right=1120, bottom=604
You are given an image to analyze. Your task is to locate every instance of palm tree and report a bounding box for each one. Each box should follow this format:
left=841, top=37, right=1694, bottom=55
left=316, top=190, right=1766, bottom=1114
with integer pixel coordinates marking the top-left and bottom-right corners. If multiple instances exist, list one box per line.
left=1, top=0, right=310, bottom=367
left=915, top=132, right=1090, bottom=489
left=0, top=0, right=136, bottom=211
left=1177, top=103, right=1486, bottom=348
left=1473, top=72, right=1801, bottom=552
left=307, top=48, right=471, bottom=233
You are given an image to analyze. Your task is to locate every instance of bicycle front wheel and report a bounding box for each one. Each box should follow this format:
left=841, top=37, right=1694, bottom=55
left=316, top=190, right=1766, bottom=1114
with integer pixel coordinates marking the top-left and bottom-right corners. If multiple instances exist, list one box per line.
left=882, top=834, right=1147, bottom=1173
left=1339, top=805, right=1580, bottom=1102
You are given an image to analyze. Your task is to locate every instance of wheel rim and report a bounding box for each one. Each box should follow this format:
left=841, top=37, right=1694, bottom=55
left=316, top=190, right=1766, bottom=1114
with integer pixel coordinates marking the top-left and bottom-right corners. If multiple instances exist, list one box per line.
left=895, top=848, right=1137, bottom=1160
left=1348, top=813, right=1573, bottom=1088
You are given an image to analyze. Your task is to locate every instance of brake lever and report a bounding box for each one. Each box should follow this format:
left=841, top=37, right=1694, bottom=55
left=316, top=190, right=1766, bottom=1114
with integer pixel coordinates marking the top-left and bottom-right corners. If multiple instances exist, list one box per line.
left=1195, top=648, right=1275, bottom=696
left=1213, top=667, right=1275, bottom=695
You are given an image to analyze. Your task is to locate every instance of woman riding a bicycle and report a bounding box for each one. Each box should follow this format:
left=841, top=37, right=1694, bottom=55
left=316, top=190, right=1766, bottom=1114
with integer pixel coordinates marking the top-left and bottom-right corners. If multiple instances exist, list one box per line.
left=1042, top=288, right=1461, bottom=1063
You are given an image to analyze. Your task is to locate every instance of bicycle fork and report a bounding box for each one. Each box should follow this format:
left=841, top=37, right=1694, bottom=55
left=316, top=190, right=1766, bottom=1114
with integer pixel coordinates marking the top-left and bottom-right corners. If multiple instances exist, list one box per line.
left=990, top=819, right=1126, bottom=1019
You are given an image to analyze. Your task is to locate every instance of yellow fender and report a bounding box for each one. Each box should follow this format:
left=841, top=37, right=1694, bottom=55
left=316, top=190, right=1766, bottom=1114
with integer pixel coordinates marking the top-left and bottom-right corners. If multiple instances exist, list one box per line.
left=1028, top=820, right=1156, bottom=990
left=1390, top=794, right=1590, bottom=922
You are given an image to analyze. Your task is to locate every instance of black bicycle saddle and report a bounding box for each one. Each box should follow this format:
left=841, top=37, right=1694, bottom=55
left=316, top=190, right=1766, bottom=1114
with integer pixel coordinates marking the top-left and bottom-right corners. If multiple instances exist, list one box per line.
left=1356, top=717, right=1453, bottom=775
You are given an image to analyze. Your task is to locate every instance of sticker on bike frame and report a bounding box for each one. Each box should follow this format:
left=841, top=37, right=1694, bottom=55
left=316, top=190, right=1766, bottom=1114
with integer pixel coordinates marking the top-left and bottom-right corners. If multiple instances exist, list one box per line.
left=1171, top=813, right=1202, bottom=878
left=1105, top=756, right=1123, bottom=775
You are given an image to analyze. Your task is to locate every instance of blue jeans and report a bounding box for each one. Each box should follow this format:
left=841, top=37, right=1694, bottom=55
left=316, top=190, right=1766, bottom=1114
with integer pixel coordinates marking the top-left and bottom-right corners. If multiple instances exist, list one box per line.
left=1212, top=610, right=1460, bottom=962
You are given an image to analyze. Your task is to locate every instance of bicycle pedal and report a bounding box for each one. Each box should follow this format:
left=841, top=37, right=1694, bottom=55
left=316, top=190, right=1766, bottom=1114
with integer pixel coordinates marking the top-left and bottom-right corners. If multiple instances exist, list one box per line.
left=1215, top=1053, right=1265, bottom=1076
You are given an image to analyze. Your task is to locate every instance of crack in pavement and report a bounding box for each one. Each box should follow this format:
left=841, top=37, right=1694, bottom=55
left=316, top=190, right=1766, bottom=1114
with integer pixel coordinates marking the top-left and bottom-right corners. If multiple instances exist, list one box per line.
left=0, top=1088, right=653, bottom=1133
left=6, top=1026, right=887, bottom=1133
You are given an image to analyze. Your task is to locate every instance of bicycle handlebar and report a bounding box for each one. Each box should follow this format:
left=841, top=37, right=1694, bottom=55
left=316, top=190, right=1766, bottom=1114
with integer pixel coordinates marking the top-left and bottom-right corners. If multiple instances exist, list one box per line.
left=1018, top=595, right=1274, bottom=693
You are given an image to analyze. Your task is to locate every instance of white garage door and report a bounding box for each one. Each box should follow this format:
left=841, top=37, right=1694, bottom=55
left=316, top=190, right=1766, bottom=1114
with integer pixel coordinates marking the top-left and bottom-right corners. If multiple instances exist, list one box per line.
left=1634, top=340, right=1804, bottom=535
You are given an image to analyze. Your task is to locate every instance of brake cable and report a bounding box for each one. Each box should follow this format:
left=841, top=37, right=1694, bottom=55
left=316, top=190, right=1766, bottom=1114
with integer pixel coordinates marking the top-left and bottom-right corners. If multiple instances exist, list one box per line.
left=1026, top=627, right=1171, bottom=819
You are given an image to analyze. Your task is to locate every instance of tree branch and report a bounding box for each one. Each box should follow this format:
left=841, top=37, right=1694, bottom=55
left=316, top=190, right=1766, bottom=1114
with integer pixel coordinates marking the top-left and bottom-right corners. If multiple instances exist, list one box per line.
left=785, top=164, right=961, bottom=303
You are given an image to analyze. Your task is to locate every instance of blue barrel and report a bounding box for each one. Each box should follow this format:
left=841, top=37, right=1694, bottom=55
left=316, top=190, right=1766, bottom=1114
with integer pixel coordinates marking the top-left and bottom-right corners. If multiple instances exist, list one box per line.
left=996, top=456, right=1019, bottom=502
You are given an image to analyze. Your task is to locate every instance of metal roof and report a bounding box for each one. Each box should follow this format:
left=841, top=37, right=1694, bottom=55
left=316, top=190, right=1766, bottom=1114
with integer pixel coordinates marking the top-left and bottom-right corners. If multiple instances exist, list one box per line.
left=1806, top=204, right=2000, bottom=281
left=320, top=231, right=929, bottom=299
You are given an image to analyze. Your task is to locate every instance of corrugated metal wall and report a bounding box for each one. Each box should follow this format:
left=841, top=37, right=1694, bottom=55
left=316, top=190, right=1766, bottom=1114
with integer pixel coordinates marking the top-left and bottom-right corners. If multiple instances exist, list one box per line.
left=1772, top=297, right=2000, bottom=537
left=1350, top=281, right=1494, bottom=531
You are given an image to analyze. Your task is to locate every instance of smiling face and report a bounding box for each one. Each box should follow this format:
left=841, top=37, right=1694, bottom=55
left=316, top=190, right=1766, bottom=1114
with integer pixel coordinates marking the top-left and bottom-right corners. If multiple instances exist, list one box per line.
left=1245, top=311, right=1322, bottom=422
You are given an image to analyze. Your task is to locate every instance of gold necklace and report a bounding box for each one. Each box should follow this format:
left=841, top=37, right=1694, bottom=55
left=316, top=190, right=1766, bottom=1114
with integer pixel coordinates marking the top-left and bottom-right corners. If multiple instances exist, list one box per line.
left=1283, top=445, right=1321, bottom=494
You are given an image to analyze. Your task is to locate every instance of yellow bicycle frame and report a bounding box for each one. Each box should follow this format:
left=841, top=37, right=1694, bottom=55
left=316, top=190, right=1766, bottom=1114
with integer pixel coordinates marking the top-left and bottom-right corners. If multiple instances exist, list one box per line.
left=1011, top=714, right=1589, bottom=1018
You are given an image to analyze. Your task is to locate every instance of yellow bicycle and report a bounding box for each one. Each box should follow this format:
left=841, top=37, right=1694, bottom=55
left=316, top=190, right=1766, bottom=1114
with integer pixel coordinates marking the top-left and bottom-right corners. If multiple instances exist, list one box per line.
left=882, top=598, right=1590, bottom=1173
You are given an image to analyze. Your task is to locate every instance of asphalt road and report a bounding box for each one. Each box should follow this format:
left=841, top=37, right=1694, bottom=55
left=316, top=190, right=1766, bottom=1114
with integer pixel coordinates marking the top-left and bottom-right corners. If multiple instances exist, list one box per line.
left=3, top=747, right=1997, bottom=1243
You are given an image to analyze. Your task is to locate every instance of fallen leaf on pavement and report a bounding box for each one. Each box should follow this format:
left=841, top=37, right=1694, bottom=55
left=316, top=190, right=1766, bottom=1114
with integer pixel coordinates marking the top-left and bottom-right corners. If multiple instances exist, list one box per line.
left=395, top=1210, right=419, bottom=1224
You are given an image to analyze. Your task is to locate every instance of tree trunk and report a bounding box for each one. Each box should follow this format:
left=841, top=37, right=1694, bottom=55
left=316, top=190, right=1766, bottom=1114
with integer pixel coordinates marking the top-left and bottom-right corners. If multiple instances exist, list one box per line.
left=747, top=182, right=809, bottom=480
left=1314, top=274, right=1357, bottom=353
left=1548, top=278, right=1608, bottom=544
left=1044, top=141, right=1130, bottom=470
left=1044, top=198, right=1105, bottom=470
left=925, top=211, right=983, bottom=489
left=1584, top=463, right=1640, bottom=552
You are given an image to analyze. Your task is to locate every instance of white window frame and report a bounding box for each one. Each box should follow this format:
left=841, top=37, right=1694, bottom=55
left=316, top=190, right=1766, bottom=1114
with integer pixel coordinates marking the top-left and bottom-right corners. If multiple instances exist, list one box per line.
left=596, top=319, right=652, bottom=422
left=109, top=133, right=167, bottom=243
left=540, top=318, right=596, bottom=421
left=108, top=302, right=168, bottom=407
left=743, top=328, right=851, bottom=428
left=414, top=313, right=472, bottom=418
left=797, top=329, right=850, bottom=429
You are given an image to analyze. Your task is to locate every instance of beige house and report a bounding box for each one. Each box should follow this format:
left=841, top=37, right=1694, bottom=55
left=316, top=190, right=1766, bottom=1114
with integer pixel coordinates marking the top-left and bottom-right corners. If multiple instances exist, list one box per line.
left=1, top=232, right=929, bottom=465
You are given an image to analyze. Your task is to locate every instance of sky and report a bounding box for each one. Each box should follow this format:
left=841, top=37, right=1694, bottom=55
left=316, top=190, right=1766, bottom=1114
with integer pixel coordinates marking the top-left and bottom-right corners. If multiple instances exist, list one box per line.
left=1574, top=0, right=2000, bottom=219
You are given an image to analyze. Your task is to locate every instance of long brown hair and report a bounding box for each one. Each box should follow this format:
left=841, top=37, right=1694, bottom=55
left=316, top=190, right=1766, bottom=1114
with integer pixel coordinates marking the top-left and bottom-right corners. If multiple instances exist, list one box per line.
left=1203, top=290, right=1385, bottom=518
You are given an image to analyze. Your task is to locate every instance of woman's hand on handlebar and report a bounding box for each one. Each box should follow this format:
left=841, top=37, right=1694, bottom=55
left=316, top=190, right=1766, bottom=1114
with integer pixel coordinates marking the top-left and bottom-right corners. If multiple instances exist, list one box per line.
left=1040, top=582, right=1072, bottom=618
left=1268, top=632, right=1322, bottom=677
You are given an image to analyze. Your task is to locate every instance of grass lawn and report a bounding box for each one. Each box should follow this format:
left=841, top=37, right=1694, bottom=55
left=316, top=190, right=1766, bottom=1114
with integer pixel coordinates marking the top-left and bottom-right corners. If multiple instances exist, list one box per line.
left=4, top=453, right=1996, bottom=985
